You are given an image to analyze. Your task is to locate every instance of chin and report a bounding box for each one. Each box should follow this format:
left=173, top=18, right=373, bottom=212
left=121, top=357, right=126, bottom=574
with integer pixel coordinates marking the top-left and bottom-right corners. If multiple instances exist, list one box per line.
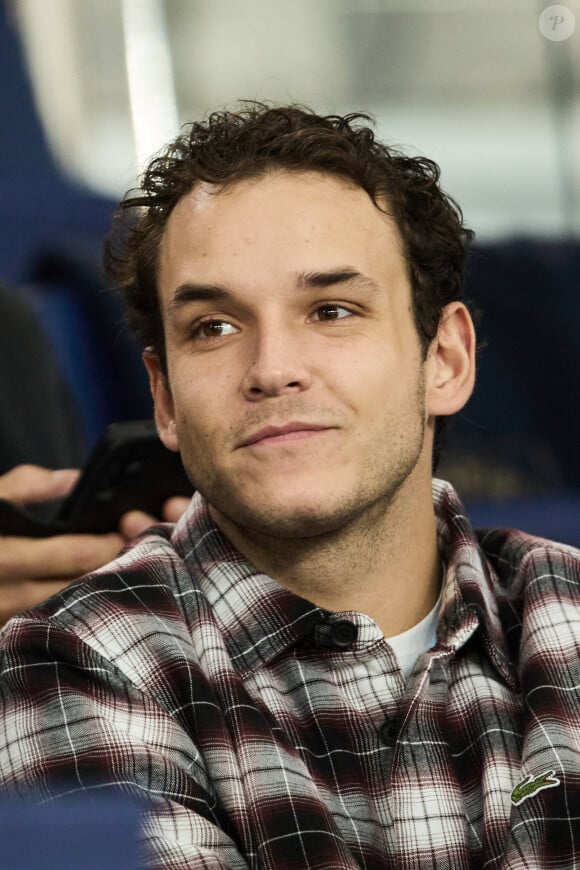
left=253, top=508, right=347, bottom=539
left=210, top=484, right=369, bottom=540
left=198, top=450, right=423, bottom=540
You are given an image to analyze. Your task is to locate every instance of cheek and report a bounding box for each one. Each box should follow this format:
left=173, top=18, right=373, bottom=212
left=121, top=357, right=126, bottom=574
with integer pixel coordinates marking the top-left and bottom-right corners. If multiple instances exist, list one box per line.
left=169, top=374, right=208, bottom=433
left=171, top=368, right=234, bottom=451
left=358, top=353, right=426, bottom=424
left=336, top=343, right=397, bottom=397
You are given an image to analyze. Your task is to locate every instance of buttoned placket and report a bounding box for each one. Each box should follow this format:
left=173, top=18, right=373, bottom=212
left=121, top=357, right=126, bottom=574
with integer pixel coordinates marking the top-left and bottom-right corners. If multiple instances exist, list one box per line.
left=317, top=614, right=410, bottom=844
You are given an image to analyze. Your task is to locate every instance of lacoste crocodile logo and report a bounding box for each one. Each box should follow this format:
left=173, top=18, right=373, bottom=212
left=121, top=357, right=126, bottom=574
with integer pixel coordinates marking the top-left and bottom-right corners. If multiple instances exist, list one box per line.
left=511, top=770, right=560, bottom=806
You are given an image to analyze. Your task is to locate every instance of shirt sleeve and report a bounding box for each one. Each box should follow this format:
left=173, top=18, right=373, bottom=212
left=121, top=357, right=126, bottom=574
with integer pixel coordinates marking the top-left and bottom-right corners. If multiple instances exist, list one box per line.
left=0, top=616, right=250, bottom=870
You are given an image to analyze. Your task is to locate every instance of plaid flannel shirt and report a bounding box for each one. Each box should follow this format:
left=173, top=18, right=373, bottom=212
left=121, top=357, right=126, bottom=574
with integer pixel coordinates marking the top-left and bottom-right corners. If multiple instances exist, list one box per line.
left=1, top=479, right=579, bottom=868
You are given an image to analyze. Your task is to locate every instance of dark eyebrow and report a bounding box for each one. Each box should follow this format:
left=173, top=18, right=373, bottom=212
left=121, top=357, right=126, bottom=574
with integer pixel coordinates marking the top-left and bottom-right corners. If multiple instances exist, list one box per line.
left=168, top=283, right=231, bottom=312
left=168, top=268, right=380, bottom=313
left=297, top=268, right=380, bottom=293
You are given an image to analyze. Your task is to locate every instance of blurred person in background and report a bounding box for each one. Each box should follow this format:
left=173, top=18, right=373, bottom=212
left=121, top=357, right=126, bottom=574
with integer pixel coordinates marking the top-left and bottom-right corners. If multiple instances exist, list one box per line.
left=1, top=105, right=578, bottom=869
left=0, top=281, right=85, bottom=475
left=0, top=281, right=189, bottom=626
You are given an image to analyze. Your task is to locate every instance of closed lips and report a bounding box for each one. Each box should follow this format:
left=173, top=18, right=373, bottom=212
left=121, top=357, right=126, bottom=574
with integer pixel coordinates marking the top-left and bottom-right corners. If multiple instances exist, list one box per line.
left=240, top=423, right=332, bottom=446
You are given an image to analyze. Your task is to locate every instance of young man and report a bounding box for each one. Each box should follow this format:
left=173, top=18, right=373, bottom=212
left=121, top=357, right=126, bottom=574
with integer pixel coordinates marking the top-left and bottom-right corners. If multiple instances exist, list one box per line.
left=1, top=105, right=579, bottom=869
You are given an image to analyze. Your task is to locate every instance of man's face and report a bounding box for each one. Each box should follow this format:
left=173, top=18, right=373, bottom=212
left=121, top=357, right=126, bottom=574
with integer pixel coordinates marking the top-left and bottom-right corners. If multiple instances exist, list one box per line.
left=149, top=170, right=435, bottom=539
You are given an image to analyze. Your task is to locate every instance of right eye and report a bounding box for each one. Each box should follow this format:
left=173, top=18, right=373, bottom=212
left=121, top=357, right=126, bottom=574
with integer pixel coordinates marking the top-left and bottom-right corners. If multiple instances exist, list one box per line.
left=192, top=319, right=239, bottom=340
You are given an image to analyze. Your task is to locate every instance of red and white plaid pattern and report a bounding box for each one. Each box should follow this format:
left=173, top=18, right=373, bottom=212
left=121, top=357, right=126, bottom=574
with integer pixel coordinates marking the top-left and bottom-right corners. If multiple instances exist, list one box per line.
left=1, top=479, right=579, bottom=868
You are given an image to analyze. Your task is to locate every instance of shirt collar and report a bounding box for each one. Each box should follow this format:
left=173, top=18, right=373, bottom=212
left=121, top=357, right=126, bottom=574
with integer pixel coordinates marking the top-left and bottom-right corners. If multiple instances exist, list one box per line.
left=433, top=478, right=519, bottom=690
left=171, top=483, right=518, bottom=688
left=172, top=494, right=327, bottom=677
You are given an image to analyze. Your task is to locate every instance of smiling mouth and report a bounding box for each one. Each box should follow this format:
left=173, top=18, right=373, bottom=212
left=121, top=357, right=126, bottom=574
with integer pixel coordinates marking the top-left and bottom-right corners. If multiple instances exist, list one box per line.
left=239, top=423, right=334, bottom=448
left=248, top=429, right=331, bottom=447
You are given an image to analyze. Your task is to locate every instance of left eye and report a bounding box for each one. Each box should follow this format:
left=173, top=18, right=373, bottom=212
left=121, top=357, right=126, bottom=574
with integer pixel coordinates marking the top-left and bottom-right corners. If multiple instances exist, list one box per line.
left=312, top=305, right=352, bottom=321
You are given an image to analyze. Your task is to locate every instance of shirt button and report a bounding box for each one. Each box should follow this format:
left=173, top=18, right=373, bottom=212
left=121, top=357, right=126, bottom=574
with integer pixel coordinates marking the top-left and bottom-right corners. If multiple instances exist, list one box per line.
left=379, top=720, right=398, bottom=748
left=327, top=620, right=358, bottom=650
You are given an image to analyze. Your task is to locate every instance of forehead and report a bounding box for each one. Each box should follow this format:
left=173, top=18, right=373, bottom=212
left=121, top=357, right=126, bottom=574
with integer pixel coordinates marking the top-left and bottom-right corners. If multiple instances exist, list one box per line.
left=158, top=170, right=407, bottom=288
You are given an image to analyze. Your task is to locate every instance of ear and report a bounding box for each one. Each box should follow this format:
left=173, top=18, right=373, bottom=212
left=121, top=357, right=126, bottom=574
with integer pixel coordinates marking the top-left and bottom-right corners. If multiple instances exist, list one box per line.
left=142, top=349, right=179, bottom=452
left=426, top=302, right=476, bottom=417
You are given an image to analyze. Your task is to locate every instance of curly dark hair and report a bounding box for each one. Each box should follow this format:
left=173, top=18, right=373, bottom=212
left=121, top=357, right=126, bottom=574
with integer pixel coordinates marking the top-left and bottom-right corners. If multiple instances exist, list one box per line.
left=104, top=103, right=474, bottom=469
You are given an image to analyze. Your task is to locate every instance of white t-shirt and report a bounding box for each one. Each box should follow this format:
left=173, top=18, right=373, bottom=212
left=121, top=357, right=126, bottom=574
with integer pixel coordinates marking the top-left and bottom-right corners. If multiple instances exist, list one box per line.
left=386, top=588, right=442, bottom=681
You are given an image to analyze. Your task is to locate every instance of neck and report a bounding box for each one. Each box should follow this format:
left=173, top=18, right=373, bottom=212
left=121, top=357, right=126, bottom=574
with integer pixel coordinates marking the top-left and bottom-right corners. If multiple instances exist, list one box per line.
left=209, top=475, right=441, bottom=638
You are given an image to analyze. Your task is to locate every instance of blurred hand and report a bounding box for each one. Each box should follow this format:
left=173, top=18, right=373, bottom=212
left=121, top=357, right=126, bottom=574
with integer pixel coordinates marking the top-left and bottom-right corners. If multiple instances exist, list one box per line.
left=0, top=464, right=189, bottom=628
left=120, top=496, right=191, bottom=538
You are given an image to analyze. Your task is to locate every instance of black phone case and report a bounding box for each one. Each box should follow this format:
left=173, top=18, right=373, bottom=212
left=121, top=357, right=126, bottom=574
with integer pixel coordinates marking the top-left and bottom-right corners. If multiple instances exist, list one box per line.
left=0, top=421, right=193, bottom=537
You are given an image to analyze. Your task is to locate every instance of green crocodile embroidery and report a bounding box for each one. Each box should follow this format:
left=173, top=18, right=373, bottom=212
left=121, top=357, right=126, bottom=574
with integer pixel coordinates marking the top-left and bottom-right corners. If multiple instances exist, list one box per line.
left=511, top=770, right=560, bottom=806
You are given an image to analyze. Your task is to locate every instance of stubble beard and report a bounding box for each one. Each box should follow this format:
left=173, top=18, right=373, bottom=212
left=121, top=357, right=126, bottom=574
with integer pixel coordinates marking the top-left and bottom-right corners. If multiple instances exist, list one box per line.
left=182, top=377, right=428, bottom=547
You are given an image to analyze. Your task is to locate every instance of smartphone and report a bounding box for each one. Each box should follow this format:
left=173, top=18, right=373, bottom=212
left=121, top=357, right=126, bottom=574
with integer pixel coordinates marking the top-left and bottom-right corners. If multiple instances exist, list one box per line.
left=0, top=420, right=193, bottom=537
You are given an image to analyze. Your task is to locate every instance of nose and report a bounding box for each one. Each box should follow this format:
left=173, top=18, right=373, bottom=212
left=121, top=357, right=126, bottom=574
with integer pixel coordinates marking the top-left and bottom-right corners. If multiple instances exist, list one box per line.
left=241, top=323, right=313, bottom=400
